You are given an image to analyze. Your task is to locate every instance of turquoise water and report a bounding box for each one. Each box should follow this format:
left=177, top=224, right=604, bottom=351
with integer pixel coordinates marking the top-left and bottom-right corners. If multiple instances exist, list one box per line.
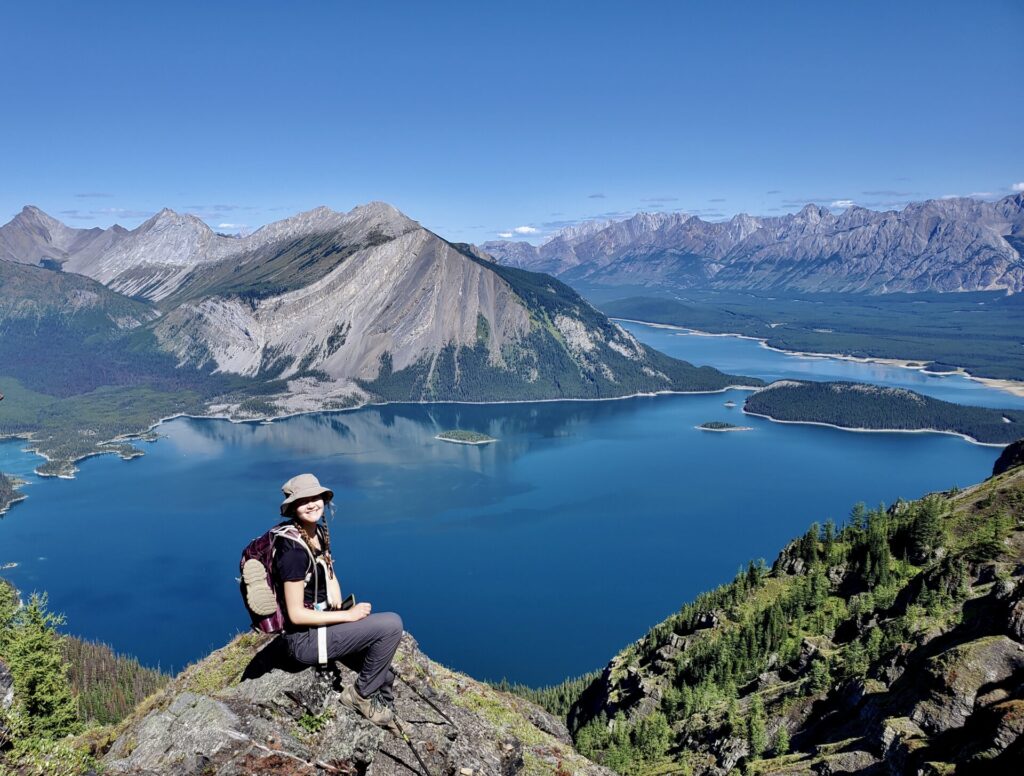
left=0, top=325, right=1009, bottom=684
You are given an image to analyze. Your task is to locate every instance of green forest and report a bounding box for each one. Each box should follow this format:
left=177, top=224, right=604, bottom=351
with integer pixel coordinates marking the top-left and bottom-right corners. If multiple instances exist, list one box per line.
left=599, top=290, right=1024, bottom=382
left=0, top=579, right=168, bottom=774
left=744, top=380, right=1023, bottom=444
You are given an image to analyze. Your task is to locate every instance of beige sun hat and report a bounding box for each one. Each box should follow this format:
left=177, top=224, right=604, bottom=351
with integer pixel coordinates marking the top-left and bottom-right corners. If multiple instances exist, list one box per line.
left=280, top=473, right=334, bottom=516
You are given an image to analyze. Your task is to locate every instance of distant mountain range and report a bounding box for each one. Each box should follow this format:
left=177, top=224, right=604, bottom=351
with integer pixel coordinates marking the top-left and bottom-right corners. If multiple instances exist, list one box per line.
left=480, top=194, right=1024, bottom=294
left=0, top=203, right=757, bottom=475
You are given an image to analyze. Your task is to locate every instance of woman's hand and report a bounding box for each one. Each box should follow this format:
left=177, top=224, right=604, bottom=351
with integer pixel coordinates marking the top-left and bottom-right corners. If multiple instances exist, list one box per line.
left=283, top=581, right=373, bottom=626
left=347, top=602, right=372, bottom=621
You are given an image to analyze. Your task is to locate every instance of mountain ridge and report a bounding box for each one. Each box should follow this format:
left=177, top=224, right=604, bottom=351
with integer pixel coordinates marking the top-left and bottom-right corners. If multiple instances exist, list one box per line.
left=481, top=194, right=1024, bottom=294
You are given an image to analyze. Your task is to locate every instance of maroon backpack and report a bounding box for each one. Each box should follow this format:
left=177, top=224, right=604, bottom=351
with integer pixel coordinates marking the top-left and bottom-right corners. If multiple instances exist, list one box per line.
left=239, top=522, right=319, bottom=633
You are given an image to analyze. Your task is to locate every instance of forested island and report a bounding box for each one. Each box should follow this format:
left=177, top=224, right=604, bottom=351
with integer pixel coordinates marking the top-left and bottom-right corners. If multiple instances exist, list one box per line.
left=697, top=421, right=752, bottom=432
left=436, top=429, right=497, bottom=444
left=744, top=380, right=1024, bottom=444
left=0, top=471, right=25, bottom=514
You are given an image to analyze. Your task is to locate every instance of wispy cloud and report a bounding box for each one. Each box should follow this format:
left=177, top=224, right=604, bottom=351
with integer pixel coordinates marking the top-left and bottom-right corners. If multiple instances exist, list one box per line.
left=1012, top=182, right=1024, bottom=193
left=217, top=223, right=249, bottom=230
left=781, top=197, right=839, bottom=207
left=94, top=207, right=154, bottom=218
left=969, top=192, right=994, bottom=198
left=542, top=219, right=583, bottom=230
left=861, top=190, right=918, bottom=197
left=57, top=206, right=153, bottom=222
left=640, top=196, right=679, bottom=203
left=830, top=199, right=856, bottom=209
left=766, top=190, right=781, bottom=195
left=497, top=231, right=513, bottom=238
left=587, top=193, right=606, bottom=199
left=74, top=192, right=113, bottom=199
left=709, top=198, right=726, bottom=203
left=513, top=225, right=538, bottom=234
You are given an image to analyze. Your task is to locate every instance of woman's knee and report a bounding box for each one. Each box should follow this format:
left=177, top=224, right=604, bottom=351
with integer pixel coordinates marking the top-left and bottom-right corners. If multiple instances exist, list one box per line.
left=376, top=611, right=403, bottom=636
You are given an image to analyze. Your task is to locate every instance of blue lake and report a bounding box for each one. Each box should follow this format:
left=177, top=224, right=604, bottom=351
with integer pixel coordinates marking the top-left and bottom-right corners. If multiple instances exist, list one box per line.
left=0, top=323, right=1012, bottom=685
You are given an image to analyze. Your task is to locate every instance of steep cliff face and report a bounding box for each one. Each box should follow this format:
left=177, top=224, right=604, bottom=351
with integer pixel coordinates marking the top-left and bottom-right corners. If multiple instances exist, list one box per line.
left=566, top=467, right=1024, bottom=774
left=482, top=194, right=1024, bottom=294
left=86, top=631, right=611, bottom=776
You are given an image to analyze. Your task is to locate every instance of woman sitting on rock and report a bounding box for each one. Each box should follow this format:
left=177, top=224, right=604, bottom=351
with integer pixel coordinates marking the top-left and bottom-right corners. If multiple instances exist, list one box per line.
left=275, top=473, right=403, bottom=730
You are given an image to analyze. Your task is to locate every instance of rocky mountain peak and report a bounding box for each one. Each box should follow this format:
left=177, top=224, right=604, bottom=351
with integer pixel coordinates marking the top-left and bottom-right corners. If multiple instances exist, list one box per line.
left=93, top=629, right=611, bottom=775
left=796, top=203, right=831, bottom=223
left=344, top=200, right=419, bottom=235
left=11, top=205, right=71, bottom=237
left=141, top=208, right=213, bottom=235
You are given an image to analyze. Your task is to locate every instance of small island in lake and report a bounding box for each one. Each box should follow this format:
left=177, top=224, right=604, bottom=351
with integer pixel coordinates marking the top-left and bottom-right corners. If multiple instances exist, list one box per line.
left=435, top=429, right=497, bottom=445
left=697, top=421, right=752, bottom=432
left=723, top=400, right=736, bottom=408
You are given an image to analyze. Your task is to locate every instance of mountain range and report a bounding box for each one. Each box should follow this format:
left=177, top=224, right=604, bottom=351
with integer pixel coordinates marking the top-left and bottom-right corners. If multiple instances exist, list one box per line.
left=0, top=203, right=756, bottom=476
left=480, top=194, right=1024, bottom=294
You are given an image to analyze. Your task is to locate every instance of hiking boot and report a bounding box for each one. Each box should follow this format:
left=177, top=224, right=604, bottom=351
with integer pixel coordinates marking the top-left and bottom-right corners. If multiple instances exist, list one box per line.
left=340, top=684, right=400, bottom=733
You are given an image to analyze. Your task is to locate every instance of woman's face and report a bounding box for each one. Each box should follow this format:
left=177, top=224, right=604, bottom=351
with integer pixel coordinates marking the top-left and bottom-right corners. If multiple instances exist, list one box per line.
left=292, top=496, right=324, bottom=525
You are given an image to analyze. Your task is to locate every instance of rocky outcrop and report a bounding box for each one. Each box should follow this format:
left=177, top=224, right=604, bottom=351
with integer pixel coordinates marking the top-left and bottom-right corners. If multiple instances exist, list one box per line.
left=481, top=193, right=1024, bottom=294
left=0, top=658, right=13, bottom=711
left=994, top=438, right=1024, bottom=476
left=92, top=631, right=611, bottom=776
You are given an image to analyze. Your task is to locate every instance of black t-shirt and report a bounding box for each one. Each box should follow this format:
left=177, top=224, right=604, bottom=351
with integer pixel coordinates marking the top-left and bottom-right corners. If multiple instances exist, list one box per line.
left=273, top=536, right=329, bottom=611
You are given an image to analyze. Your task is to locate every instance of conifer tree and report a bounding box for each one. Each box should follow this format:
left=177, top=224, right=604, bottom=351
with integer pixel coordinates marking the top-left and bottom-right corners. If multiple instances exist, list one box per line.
left=773, top=725, right=790, bottom=756
left=747, top=695, right=767, bottom=758
left=1, top=594, right=80, bottom=739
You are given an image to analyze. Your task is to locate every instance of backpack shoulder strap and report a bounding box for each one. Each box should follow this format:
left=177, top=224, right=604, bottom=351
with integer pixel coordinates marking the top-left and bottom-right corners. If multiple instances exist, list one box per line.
left=270, top=524, right=316, bottom=574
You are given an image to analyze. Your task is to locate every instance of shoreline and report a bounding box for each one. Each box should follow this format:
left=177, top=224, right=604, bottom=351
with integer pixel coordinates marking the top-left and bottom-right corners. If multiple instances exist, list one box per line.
left=613, top=318, right=1024, bottom=399
left=741, top=409, right=1007, bottom=448
left=696, top=425, right=753, bottom=433
left=0, top=383, right=762, bottom=486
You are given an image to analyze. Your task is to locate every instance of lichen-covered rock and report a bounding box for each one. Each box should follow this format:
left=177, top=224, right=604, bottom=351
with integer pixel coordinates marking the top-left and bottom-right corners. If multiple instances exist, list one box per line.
left=879, top=716, right=927, bottom=771
left=910, top=636, right=1024, bottom=734
left=95, top=632, right=611, bottom=776
left=813, top=748, right=882, bottom=775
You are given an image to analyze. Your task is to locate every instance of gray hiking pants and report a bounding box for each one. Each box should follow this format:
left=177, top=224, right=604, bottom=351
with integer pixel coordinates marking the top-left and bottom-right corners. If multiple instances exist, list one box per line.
left=286, top=612, right=403, bottom=699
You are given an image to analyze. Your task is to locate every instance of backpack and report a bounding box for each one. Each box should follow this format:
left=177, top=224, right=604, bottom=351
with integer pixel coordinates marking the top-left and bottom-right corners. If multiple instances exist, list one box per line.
left=239, top=521, right=333, bottom=634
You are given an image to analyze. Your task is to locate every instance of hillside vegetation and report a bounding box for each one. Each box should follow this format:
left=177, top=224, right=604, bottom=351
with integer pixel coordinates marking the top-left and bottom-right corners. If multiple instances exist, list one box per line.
left=599, top=290, right=1024, bottom=382
left=549, top=460, right=1024, bottom=774
left=0, top=579, right=168, bottom=774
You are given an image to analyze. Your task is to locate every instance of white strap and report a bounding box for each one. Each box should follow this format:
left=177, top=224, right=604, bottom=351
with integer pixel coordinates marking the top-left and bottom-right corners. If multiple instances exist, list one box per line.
left=317, top=626, right=328, bottom=664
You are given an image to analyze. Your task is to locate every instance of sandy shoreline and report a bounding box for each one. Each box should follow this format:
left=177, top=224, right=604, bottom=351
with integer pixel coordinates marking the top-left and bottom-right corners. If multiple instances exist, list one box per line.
left=614, top=318, right=1024, bottom=399
left=696, top=425, right=753, bottom=433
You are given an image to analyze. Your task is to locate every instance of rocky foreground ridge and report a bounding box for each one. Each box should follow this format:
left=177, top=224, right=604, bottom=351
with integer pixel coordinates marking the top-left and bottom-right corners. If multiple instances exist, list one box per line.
left=481, top=194, right=1024, bottom=294
left=78, top=631, right=610, bottom=776
left=564, top=462, right=1024, bottom=774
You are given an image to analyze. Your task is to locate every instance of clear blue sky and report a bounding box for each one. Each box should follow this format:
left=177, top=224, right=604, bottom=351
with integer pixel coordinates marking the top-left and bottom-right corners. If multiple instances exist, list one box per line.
left=2, top=0, right=1021, bottom=244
